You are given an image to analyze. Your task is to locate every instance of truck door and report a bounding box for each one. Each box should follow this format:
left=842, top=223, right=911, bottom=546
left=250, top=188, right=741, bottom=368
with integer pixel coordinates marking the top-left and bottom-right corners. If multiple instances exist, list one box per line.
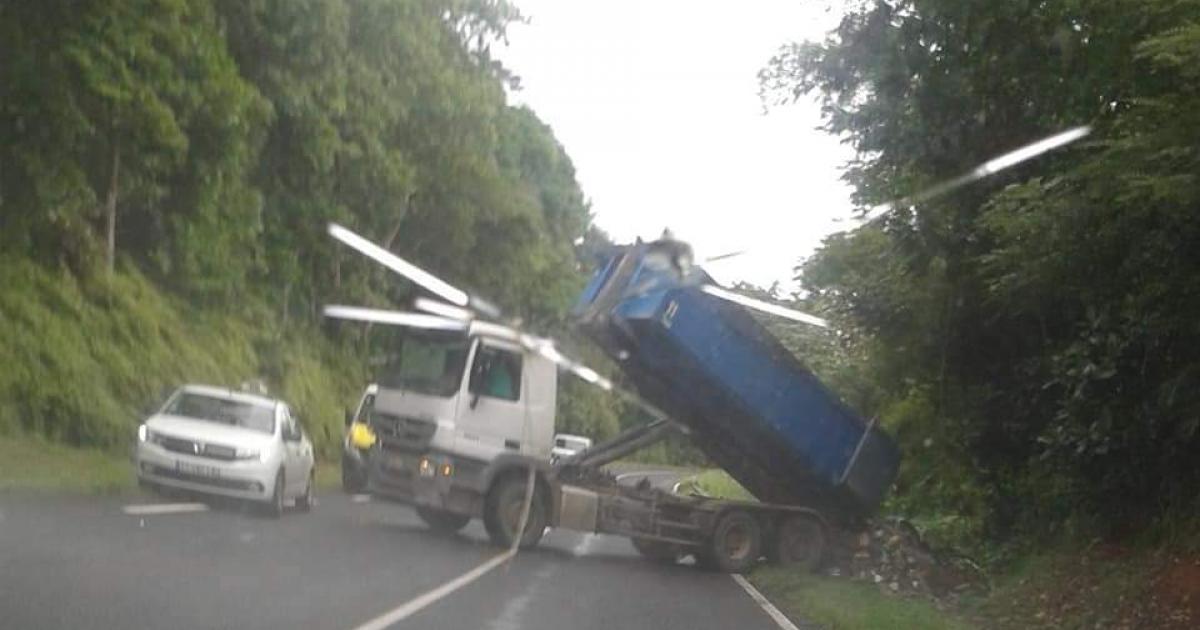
left=452, top=340, right=527, bottom=462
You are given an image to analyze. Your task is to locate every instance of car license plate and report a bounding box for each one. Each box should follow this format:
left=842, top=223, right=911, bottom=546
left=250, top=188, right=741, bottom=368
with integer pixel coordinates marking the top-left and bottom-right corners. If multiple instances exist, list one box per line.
left=177, top=461, right=220, bottom=478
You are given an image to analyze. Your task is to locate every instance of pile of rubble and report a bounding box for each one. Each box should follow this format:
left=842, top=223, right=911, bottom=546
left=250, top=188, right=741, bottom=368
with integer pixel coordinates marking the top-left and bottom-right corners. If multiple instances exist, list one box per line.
left=824, top=518, right=989, bottom=602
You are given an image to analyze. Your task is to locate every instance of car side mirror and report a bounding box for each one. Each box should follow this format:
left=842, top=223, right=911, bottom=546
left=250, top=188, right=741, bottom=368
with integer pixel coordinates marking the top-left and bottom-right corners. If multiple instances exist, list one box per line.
left=344, top=409, right=355, bottom=427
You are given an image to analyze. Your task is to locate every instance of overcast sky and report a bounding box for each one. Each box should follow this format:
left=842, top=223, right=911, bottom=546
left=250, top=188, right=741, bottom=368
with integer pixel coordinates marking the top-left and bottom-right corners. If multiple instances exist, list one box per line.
left=497, top=1, right=856, bottom=293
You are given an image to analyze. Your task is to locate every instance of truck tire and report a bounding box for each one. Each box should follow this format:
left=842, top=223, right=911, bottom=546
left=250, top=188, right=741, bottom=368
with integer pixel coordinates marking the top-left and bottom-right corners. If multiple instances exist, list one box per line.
left=416, top=506, right=470, bottom=534
left=631, top=538, right=681, bottom=564
left=705, top=510, right=762, bottom=573
left=483, top=474, right=547, bottom=549
left=769, top=514, right=825, bottom=572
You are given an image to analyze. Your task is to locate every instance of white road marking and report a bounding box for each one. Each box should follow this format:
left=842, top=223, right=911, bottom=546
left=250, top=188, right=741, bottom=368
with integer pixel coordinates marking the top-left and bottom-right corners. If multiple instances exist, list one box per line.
left=731, top=574, right=801, bottom=630
left=351, top=494, right=371, bottom=503
left=121, top=503, right=209, bottom=516
left=351, top=549, right=516, bottom=630
left=351, top=467, right=537, bottom=630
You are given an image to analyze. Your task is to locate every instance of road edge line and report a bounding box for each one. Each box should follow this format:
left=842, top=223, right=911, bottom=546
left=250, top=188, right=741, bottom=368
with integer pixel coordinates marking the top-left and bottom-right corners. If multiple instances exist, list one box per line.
left=731, top=573, right=802, bottom=630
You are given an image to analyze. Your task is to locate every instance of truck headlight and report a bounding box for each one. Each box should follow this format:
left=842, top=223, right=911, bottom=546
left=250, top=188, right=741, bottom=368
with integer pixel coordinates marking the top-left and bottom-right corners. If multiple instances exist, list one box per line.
left=418, top=457, right=435, bottom=478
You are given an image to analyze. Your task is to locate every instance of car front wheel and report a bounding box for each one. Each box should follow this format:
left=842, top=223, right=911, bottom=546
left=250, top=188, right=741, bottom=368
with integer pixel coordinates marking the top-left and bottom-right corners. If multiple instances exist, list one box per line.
left=296, top=471, right=315, bottom=512
left=265, top=470, right=285, bottom=518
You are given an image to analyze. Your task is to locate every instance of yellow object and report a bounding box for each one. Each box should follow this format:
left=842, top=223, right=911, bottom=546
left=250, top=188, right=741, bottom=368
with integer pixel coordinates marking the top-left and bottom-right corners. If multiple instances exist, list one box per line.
left=349, top=422, right=376, bottom=450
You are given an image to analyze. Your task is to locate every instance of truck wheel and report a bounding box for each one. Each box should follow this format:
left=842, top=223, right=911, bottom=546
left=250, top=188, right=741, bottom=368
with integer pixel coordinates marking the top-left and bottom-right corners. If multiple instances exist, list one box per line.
left=770, top=514, right=825, bottom=572
left=416, top=506, right=470, bottom=534
left=706, top=510, right=762, bottom=573
left=483, top=474, right=547, bottom=549
left=631, top=538, right=680, bottom=564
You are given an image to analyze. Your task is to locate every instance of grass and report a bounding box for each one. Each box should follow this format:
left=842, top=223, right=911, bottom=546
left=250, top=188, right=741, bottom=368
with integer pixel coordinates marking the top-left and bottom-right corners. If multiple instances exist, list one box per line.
left=1, top=431, right=348, bottom=497
left=754, top=566, right=972, bottom=630
left=683, top=468, right=755, bottom=501
left=0, top=433, right=134, bottom=493
left=315, top=459, right=343, bottom=490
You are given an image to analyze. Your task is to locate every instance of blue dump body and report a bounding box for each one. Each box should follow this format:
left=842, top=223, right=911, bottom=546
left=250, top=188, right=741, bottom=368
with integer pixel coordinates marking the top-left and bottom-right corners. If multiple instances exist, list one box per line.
left=573, top=241, right=901, bottom=521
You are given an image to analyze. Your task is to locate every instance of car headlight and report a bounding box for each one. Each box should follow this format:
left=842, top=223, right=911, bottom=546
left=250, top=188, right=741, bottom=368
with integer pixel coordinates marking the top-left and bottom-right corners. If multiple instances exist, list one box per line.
left=235, top=448, right=265, bottom=462
left=138, top=424, right=148, bottom=442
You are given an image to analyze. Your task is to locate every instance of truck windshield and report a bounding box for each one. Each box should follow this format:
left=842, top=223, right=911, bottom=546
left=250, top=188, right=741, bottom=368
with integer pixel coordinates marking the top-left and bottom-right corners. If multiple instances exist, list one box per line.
left=379, top=335, right=470, bottom=397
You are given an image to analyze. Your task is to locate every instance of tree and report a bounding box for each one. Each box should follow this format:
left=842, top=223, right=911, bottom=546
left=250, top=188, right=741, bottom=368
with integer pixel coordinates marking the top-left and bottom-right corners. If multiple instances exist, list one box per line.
left=0, top=0, right=267, bottom=287
left=765, top=0, right=1200, bottom=539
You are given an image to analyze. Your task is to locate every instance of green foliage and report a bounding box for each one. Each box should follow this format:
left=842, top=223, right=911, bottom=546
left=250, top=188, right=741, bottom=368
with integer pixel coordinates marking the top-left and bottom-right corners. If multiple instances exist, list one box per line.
left=0, top=0, right=601, bottom=462
left=0, top=256, right=360, bottom=453
left=764, top=0, right=1200, bottom=544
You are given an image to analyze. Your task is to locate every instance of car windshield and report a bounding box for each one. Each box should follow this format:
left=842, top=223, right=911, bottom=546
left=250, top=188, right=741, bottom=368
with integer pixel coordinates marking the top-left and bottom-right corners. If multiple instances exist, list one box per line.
left=378, top=334, right=470, bottom=398
left=164, top=392, right=275, bottom=435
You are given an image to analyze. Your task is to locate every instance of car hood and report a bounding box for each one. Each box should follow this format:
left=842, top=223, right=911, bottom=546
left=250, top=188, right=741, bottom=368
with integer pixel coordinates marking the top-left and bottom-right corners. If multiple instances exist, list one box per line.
left=146, top=414, right=275, bottom=449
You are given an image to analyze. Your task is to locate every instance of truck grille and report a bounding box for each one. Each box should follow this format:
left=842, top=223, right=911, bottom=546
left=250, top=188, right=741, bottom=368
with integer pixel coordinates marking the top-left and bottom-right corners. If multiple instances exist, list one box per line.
left=370, top=412, right=436, bottom=450
left=158, top=436, right=238, bottom=461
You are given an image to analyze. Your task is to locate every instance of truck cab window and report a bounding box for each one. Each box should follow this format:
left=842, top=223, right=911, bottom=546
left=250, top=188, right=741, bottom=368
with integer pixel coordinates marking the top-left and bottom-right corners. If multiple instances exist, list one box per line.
left=470, top=346, right=522, bottom=402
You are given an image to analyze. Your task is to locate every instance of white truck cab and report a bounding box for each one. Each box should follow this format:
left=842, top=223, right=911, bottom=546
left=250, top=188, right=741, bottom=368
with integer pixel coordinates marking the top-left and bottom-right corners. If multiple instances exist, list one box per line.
left=365, top=325, right=559, bottom=542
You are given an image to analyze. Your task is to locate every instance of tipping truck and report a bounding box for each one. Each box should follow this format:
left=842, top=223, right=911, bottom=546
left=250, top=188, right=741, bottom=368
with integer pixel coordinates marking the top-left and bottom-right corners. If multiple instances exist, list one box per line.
left=362, top=237, right=901, bottom=573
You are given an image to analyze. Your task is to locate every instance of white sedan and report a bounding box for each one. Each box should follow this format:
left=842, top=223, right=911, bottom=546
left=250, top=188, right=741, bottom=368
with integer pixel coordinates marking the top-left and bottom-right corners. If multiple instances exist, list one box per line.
left=134, top=384, right=315, bottom=516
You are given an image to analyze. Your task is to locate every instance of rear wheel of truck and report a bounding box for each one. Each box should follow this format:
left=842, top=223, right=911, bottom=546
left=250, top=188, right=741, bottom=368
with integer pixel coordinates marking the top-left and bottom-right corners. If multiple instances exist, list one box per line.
left=416, top=506, right=470, bottom=534
left=705, top=510, right=762, bottom=573
left=483, top=474, right=547, bottom=549
left=769, top=514, right=825, bottom=572
left=631, top=538, right=681, bottom=564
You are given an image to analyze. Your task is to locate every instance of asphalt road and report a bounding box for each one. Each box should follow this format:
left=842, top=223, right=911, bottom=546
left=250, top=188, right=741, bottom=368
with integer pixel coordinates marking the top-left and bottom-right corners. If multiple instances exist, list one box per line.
left=0, top=480, right=810, bottom=630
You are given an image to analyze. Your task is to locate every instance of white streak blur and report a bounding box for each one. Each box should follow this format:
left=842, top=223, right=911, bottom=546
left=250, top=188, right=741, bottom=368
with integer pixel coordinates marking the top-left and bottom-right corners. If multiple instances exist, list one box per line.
left=701, top=285, right=830, bottom=329
left=414, top=297, right=475, bottom=321
left=328, top=224, right=470, bottom=306
left=862, top=125, right=1092, bottom=221
left=323, top=305, right=467, bottom=331
left=975, top=126, right=1091, bottom=176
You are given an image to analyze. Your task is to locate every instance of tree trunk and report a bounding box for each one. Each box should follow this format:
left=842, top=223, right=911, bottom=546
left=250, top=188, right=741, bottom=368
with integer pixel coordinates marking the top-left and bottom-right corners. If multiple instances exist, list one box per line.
left=104, top=143, right=121, bottom=275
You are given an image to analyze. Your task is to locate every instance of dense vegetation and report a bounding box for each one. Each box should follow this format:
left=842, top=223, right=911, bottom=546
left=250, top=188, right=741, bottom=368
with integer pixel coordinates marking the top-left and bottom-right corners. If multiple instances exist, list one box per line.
left=0, top=0, right=624, bottom=454
left=763, top=0, right=1200, bottom=550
